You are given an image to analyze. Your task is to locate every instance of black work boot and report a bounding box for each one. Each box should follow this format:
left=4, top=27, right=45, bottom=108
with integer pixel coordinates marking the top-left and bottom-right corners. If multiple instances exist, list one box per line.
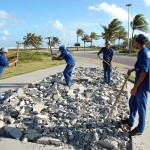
left=129, top=127, right=142, bottom=136
left=121, top=118, right=133, bottom=128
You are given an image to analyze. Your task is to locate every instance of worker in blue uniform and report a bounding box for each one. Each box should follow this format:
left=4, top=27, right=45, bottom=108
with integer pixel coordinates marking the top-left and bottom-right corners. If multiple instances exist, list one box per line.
left=98, top=41, right=114, bottom=84
left=52, top=45, right=75, bottom=86
left=0, top=47, right=18, bottom=100
left=122, top=34, right=150, bottom=136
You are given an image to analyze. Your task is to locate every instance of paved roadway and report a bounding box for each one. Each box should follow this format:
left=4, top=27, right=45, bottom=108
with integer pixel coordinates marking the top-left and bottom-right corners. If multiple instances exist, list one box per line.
left=72, top=51, right=137, bottom=67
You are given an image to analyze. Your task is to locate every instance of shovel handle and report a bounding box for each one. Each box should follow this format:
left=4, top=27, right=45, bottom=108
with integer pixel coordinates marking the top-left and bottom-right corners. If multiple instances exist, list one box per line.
left=105, top=75, right=130, bottom=120
left=98, top=56, right=116, bottom=70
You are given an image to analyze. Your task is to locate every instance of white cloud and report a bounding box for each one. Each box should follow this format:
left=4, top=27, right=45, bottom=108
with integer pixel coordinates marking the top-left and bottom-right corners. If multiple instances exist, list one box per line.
left=143, top=0, right=150, bottom=7
left=0, top=10, right=10, bottom=19
left=2, top=36, right=7, bottom=41
left=3, top=30, right=10, bottom=36
left=53, top=20, right=64, bottom=31
left=0, top=10, right=22, bottom=27
left=88, top=2, right=130, bottom=22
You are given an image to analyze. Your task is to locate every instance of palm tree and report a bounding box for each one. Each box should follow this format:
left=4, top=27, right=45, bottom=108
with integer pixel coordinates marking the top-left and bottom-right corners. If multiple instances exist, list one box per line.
left=130, top=14, right=149, bottom=50
left=52, top=37, right=61, bottom=47
left=47, top=37, right=61, bottom=47
left=76, top=28, right=84, bottom=51
left=101, top=19, right=124, bottom=43
left=81, top=34, right=91, bottom=51
left=90, top=32, right=100, bottom=48
left=23, top=33, right=33, bottom=48
left=101, top=25, right=112, bottom=42
left=34, top=35, right=43, bottom=50
left=115, top=27, right=127, bottom=50
left=23, top=33, right=43, bottom=50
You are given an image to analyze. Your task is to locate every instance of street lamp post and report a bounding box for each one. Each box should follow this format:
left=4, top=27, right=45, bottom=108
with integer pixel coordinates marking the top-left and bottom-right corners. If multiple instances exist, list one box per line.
left=126, top=4, right=132, bottom=53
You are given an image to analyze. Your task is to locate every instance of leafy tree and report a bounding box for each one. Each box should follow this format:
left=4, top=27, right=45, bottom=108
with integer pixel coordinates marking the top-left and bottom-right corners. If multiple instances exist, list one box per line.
left=115, top=27, right=127, bottom=50
left=81, top=34, right=91, bottom=51
left=131, top=14, right=149, bottom=40
left=76, top=28, right=84, bottom=51
left=101, top=19, right=124, bottom=43
left=47, top=37, right=61, bottom=47
left=90, top=32, right=100, bottom=48
left=23, top=33, right=43, bottom=50
left=130, top=14, right=149, bottom=50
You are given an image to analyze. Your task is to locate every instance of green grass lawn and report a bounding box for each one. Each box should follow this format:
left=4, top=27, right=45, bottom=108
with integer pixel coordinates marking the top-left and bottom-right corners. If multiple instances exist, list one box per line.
left=115, top=51, right=138, bottom=56
left=1, top=51, right=65, bottom=79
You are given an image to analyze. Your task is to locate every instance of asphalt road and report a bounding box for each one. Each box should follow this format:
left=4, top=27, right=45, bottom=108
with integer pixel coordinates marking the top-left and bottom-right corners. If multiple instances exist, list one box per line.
left=72, top=51, right=137, bottom=67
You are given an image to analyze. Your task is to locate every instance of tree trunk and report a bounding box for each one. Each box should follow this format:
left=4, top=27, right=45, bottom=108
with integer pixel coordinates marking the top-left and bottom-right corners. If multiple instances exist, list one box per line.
left=91, top=39, right=93, bottom=50
left=84, top=41, right=85, bottom=51
left=118, top=38, right=121, bottom=51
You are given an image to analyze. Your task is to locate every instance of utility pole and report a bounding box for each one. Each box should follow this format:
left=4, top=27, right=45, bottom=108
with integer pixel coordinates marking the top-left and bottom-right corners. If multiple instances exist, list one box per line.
left=126, top=4, right=132, bottom=53
left=45, top=37, right=52, bottom=55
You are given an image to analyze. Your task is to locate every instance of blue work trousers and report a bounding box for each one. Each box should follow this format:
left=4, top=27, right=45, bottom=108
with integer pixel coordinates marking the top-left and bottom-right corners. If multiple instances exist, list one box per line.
left=103, top=62, right=112, bottom=84
left=129, top=87, right=148, bottom=133
left=63, top=65, right=74, bottom=86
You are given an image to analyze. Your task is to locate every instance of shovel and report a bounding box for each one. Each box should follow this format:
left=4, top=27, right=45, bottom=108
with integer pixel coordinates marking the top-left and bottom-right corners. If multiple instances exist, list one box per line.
left=98, top=55, right=116, bottom=70
left=105, top=75, right=130, bottom=121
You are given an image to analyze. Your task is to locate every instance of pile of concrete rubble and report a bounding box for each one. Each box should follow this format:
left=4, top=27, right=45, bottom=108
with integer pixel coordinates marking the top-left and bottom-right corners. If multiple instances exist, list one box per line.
left=0, top=67, right=130, bottom=150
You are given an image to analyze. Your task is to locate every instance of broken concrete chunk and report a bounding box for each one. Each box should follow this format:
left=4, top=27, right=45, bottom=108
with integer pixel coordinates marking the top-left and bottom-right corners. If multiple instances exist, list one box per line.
left=98, top=139, right=115, bottom=149
left=14, top=88, right=26, bottom=98
left=37, top=136, right=62, bottom=146
left=27, top=89, right=38, bottom=96
left=0, top=120, right=5, bottom=128
left=33, top=103, right=45, bottom=113
left=24, top=132, right=42, bottom=141
left=0, top=67, right=129, bottom=150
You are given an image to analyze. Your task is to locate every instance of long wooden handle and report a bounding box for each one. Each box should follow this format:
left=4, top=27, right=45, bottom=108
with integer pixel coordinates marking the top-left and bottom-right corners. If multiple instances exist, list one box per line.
left=98, top=56, right=116, bottom=70
left=105, top=75, right=129, bottom=120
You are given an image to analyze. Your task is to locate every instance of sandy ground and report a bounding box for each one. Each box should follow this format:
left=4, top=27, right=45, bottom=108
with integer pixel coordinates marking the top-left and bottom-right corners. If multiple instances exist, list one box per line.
left=0, top=56, right=149, bottom=150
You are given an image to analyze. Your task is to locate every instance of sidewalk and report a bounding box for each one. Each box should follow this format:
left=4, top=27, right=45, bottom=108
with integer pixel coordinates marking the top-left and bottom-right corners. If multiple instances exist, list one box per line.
left=0, top=57, right=149, bottom=150
left=0, top=57, right=102, bottom=92
left=0, top=64, right=65, bottom=92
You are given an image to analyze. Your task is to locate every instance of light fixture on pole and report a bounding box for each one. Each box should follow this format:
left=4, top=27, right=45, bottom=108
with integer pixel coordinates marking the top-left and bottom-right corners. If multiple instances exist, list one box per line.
left=126, top=3, right=132, bottom=52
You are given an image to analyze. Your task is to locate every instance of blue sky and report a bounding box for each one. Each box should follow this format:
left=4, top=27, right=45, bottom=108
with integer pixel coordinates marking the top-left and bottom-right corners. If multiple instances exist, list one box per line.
left=0, top=0, right=150, bottom=47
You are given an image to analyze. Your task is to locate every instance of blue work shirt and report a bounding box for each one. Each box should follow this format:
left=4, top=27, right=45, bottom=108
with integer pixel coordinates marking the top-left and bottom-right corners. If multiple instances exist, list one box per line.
left=59, top=49, right=75, bottom=66
left=134, top=46, right=150, bottom=91
left=0, top=54, right=9, bottom=76
left=98, top=47, right=114, bottom=63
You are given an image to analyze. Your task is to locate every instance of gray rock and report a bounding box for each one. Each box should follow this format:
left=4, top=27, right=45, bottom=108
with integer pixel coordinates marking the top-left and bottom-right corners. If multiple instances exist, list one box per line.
left=37, top=137, right=62, bottom=146
left=98, top=139, right=115, bottom=149
left=27, top=89, right=38, bottom=96
left=37, top=136, right=51, bottom=145
left=24, top=132, right=42, bottom=141
left=4, top=126, right=22, bottom=139
left=9, top=97, right=20, bottom=108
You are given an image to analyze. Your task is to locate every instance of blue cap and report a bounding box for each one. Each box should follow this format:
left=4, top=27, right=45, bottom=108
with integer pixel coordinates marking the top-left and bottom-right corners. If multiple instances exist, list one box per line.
left=136, top=34, right=147, bottom=42
left=59, top=45, right=66, bottom=51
